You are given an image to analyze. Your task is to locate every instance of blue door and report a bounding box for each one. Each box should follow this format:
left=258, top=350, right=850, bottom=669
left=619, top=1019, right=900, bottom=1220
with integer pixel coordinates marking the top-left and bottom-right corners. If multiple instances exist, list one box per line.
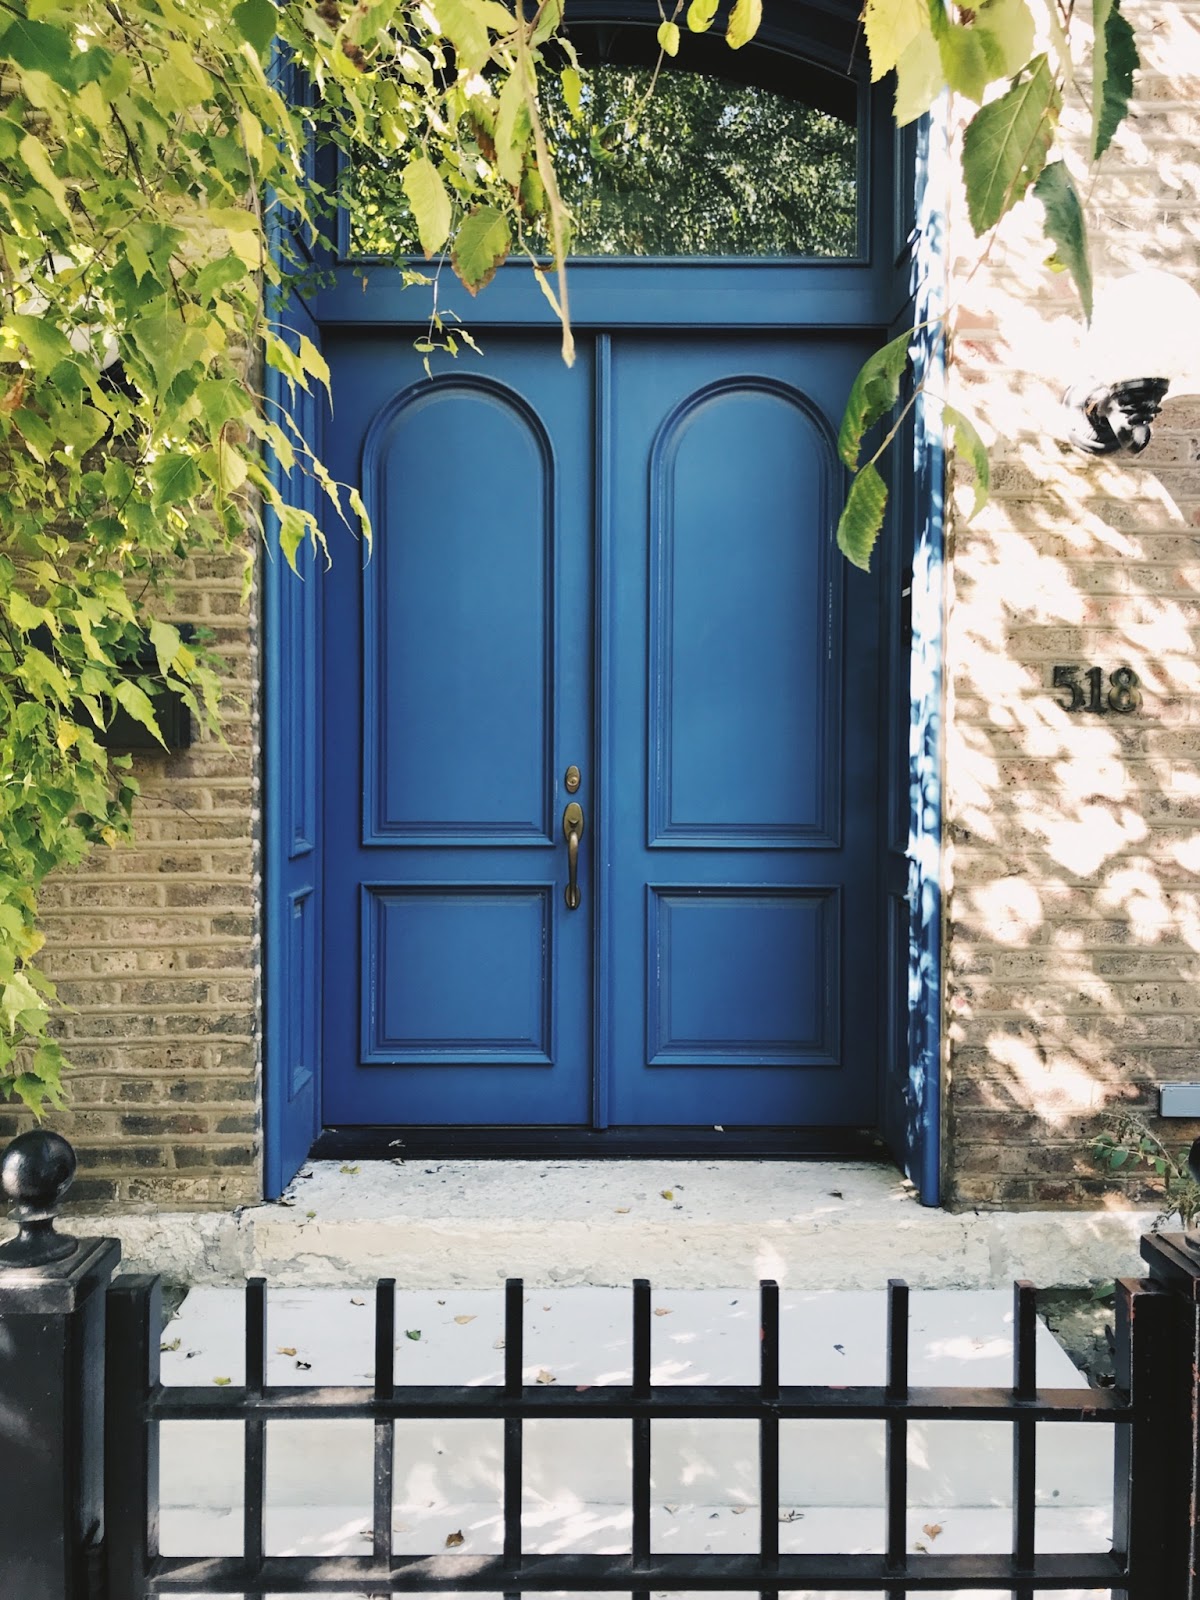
left=321, top=329, right=880, bottom=1130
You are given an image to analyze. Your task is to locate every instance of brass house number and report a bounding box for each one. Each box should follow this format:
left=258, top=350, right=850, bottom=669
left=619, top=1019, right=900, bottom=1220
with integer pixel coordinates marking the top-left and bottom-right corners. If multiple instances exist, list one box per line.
left=1052, top=665, right=1141, bottom=715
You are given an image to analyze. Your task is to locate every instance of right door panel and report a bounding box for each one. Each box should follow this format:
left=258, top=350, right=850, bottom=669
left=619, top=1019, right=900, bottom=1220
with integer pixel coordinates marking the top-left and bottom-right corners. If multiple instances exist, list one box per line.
left=605, top=335, right=881, bottom=1127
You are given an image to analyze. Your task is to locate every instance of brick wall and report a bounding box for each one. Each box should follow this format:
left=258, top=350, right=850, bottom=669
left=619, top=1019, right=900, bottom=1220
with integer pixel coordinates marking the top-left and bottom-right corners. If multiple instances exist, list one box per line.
left=943, top=1, right=1200, bottom=1206
left=0, top=553, right=262, bottom=1207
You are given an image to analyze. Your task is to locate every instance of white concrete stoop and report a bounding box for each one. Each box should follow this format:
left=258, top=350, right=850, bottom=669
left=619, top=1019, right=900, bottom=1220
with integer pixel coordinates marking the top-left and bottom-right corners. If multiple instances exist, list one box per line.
left=159, top=1283, right=1117, bottom=1600
left=63, top=1159, right=1158, bottom=1289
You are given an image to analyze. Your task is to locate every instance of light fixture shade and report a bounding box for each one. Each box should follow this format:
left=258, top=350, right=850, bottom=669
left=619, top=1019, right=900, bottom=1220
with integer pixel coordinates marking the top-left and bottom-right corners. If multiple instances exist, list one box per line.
left=1084, top=269, right=1200, bottom=389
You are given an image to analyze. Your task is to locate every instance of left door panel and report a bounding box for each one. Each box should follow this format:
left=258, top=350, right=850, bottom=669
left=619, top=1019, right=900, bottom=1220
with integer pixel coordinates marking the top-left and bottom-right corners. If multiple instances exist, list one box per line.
left=322, top=334, right=594, bottom=1126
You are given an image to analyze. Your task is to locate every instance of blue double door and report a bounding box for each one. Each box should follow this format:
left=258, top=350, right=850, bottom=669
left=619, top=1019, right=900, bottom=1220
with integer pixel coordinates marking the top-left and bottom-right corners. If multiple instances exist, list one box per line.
left=322, top=329, right=881, bottom=1130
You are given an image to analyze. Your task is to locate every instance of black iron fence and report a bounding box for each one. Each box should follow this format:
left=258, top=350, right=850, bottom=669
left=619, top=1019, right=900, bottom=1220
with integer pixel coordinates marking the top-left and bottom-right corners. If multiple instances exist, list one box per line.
left=3, top=1128, right=1200, bottom=1599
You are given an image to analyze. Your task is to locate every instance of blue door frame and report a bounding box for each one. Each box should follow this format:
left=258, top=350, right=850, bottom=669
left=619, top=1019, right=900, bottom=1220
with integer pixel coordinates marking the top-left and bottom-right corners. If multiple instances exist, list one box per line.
left=262, top=3, right=946, bottom=1201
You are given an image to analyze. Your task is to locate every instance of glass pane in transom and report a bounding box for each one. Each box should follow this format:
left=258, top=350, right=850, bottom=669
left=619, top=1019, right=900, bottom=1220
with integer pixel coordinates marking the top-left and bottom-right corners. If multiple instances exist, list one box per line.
left=345, top=32, right=860, bottom=262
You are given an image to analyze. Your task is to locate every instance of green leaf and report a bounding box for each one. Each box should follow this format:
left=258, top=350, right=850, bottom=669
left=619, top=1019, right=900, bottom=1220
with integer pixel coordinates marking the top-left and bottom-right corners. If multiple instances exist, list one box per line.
left=837, top=329, right=912, bottom=469
left=1092, top=0, right=1138, bottom=161
left=561, top=66, right=583, bottom=118
left=0, top=18, right=74, bottom=84
left=114, top=680, right=166, bottom=747
left=1110, top=1147, right=1130, bottom=1169
left=18, top=132, right=70, bottom=220
left=725, top=0, right=762, bottom=50
left=936, top=22, right=1004, bottom=105
left=233, top=0, right=278, bottom=59
left=837, top=464, right=889, bottom=572
left=494, top=72, right=533, bottom=186
left=657, top=20, right=681, bottom=56
left=862, top=0, right=927, bottom=81
left=452, top=205, right=512, bottom=294
left=297, top=332, right=331, bottom=394
left=149, top=451, right=202, bottom=508
left=403, top=157, right=453, bottom=259
left=8, top=591, right=53, bottom=633
left=1033, top=160, right=1093, bottom=320
left=406, top=1328, right=422, bottom=1341
left=149, top=620, right=182, bottom=678
left=943, top=404, right=990, bottom=519
left=529, top=0, right=563, bottom=46
left=686, top=0, right=719, bottom=30
left=278, top=505, right=316, bottom=573
left=894, top=25, right=942, bottom=128
left=1, top=972, right=44, bottom=1035
left=977, top=0, right=1035, bottom=76
left=960, top=55, right=1059, bottom=235
left=431, top=0, right=491, bottom=76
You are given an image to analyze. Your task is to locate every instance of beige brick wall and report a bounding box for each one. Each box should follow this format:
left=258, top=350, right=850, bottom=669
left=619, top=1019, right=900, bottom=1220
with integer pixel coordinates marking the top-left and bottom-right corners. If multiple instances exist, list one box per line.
left=0, top=553, right=262, bottom=1207
left=943, top=1, right=1200, bottom=1206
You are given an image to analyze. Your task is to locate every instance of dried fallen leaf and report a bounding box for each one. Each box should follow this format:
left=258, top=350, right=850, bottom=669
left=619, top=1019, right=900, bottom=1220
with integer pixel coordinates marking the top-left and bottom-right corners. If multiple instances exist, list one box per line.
left=663, top=1503, right=679, bottom=1515
left=350, top=1297, right=365, bottom=1306
left=277, top=1346, right=297, bottom=1357
left=654, top=1307, right=672, bottom=1317
left=536, top=1368, right=556, bottom=1385
left=660, top=1189, right=674, bottom=1200
left=213, top=1376, right=231, bottom=1387
left=922, top=1523, right=943, bottom=1540
left=405, top=1329, right=421, bottom=1342
left=731, top=1506, right=748, bottom=1515
left=295, top=1359, right=312, bottom=1370
left=615, top=1207, right=631, bottom=1214
left=778, top=1509, right=803, bottom=1523
left=445, top=1530, right=464, bottom=1548
left=339, top=1164, right=360, bottom=1174
left=493, top=1337, right=506, bottom=1350
left=305, top=1210, right=317, bottom=1219
left=160, top=1337, right=181, bottom=1353
left=454, top=1314, right=476, bottom=1325
left=914, top=1541, right=928, bottom=1553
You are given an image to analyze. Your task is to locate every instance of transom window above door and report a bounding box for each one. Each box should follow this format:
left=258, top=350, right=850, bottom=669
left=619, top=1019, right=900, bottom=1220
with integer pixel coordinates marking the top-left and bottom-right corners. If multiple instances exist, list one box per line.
left=344, top=27, right=861, bottom=262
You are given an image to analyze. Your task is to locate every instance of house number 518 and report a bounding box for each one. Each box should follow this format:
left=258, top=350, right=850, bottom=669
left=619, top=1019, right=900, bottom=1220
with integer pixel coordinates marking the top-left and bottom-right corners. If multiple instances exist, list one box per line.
left=1052, top=665, right=1141, bottom=715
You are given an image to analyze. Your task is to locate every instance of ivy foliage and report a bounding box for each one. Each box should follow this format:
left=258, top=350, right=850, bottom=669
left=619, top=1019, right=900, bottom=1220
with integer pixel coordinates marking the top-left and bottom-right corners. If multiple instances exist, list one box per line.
left=0, top=0, right=611, bottom=1114
left=837, top=0, right=1140, bottom=571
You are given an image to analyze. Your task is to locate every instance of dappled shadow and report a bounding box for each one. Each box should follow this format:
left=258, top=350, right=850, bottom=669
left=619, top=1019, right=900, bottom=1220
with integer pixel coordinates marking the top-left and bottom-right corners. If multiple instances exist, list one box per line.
left=936, top=5, right=1200, bottom=1209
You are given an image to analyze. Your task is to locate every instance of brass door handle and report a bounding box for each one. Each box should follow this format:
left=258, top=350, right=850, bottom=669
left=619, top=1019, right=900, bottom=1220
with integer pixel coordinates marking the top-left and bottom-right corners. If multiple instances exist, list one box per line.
left=563, top=801, right=584, bottom=910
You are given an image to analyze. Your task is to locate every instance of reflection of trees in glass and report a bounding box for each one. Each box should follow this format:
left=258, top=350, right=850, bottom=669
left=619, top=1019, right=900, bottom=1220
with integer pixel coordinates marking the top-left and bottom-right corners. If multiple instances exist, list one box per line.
left=347, top=64, right=857, bottom=260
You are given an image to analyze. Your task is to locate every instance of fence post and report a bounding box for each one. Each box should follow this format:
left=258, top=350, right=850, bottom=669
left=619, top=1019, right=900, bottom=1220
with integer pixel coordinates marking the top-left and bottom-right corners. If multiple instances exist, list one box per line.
left=0, top=1130, right=121, bottom=1600
left=1140, top=1230, right=1200, bottom=1598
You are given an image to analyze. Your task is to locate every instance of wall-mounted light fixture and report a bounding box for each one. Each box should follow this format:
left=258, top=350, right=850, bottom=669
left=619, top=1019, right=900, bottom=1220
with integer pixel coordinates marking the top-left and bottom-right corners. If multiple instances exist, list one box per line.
left=1062, top=269, right=1200, bottom=457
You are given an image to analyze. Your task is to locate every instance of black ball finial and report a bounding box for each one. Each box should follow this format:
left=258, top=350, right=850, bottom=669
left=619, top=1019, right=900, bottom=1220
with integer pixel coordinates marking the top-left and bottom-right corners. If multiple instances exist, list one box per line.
left=0, top=1129, right=78, bottom=1268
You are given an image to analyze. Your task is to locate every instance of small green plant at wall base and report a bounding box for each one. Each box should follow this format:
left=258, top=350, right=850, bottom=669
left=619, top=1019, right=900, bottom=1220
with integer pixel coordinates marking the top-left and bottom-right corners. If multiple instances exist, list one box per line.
left=1093, top=1117, right=1200, bottom=1232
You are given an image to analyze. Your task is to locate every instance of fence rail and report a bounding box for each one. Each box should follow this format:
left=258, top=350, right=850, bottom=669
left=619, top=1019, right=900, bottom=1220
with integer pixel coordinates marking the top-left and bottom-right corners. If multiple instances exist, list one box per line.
left=2, top=1129, right=1199, bottom=1599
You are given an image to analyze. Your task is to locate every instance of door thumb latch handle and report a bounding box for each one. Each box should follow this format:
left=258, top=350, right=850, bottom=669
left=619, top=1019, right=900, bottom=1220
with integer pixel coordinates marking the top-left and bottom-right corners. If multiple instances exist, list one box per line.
left=563, top=801, right=584, bottom=910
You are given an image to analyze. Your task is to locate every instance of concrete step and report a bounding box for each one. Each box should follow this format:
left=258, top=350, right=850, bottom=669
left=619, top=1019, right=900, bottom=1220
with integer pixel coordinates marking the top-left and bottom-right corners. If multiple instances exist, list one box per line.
left=69, top=1160, right=1155, bottom=1289
left=159, top=1286, right=1114, bottom=1517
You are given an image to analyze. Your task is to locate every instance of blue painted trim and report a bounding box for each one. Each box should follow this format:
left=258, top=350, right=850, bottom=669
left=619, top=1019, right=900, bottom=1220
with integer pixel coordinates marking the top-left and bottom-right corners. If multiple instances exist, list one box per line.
left=591, top=333, right=613, bottom=1130
left=906, top=103, right=949, bottom=1207
left=262, top=274, right=288, bottom=1202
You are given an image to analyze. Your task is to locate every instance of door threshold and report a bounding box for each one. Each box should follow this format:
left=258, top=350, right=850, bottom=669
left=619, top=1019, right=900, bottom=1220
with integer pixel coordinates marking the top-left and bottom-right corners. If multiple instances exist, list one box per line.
left=310, top=1125, right=888, bottom=1160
